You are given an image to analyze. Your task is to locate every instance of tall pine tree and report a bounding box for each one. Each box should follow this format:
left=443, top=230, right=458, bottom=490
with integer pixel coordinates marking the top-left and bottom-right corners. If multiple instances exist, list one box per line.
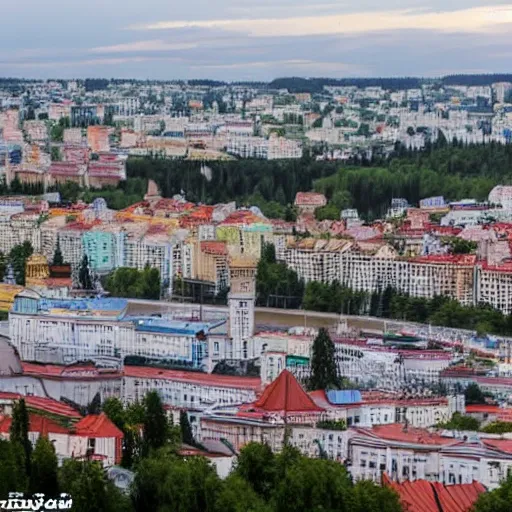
left=29, top=435, right=59, bottom=495
left=79, top=254, right=93, bottom=290
left=52, top=240, right=64, bottom=266
left=179, top=411, right=195, bottom=446
left=308, top=328, right=340, bottom=391
left=143, top=391, right=168, bottom=455
left=10, top=398, right=32, bottom=476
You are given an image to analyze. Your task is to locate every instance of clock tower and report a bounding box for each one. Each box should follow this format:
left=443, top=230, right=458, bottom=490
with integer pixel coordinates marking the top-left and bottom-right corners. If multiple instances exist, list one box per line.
left=228, top=256, right=257, bottom=360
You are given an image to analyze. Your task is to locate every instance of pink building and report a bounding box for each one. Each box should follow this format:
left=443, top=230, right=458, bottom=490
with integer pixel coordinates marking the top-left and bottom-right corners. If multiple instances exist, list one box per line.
left=294, top=192, right=327, bottom=214
left=87, top=126, right=110, bottom=153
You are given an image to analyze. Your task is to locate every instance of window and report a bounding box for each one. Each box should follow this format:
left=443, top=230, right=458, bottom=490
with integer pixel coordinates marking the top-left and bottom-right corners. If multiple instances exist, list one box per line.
left=369, top=461, right=376, bottom=469
left=214, top=342, right=219, bottom=354
left=360, top=460, right=367, bottom=468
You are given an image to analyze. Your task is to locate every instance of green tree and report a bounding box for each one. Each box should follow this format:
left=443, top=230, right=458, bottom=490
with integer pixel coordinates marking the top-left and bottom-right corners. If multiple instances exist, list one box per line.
left=104, top=266, right=161, bottom=300
left=29, top=435, right=59, bottom=495
left=352, top=480, right=402, bottom=512
left=234, top=442, right=276, bottom=501
left=59, top=459, right=131, bottom=512
left=9, top=241, right=33, bottom=285
left=315, top=203, right=340, bottom=221
left=10, top=398, right=32, bottom=475
left=180, top=411, right=195, bottom=446
left=87, top=392, right=102, bottom=415
left=215, top=475, right=272, bottom=512
left=52, top=240, right=64, bottom=266
left=0, top=251, right=7, bottom=282
left=103, top=397, right=126, bottom=430
left=308, top=328, right=340, bottom=391
left=474, top=473, right=512, bottom=512
left=0, top=440, right=27, bottom=496
left=50, top=146, right=61, bottom=161
left=481, top=421, right=512, bottom=434
left=436, top=412, right=480, bottom=431
left=132, top=450, right=219, bottom=512
left=140, top=265, right=161, bottom=300
left=465, top=383, right=487, bottom=405
left=79, top=254, right=93, bottom=290
left=272, top=457, right=354, bottom=512
left=143, top=391, right=169, bottom=455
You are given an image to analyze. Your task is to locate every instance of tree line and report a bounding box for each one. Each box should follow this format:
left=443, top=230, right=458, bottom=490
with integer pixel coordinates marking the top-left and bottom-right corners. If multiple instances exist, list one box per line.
left=302, top=281, right=512, bottom=336
left=103, top=266, right=161, bottom=300
left=122, top=140, right=512, bottom=221
left=125, top=154, right=338, bottom=207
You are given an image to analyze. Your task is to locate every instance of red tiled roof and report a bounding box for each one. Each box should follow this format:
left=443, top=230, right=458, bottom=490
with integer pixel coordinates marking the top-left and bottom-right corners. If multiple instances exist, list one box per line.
left=22, top=361, right=121, bottom=381
left=25, top=396, right=81, bottom=419
left=362, top=424, right=458, bottom=446
left=0, top=392, right=80, bottom=419
left=465, top=405, right=501, bottom=414
left=123, top=366, right=261, bottom=390
left=410, top=254, right=477, bottom=266
left=74, top=413, right=123, bottom=438
left=49, top=162, right=82, bottom=176
left=482, top=439, right=512, bottom=454
left=252, top=370, right=324, bottom=413
left=481, top=261, right=512, bottom=273
left=220, top=210, right=269, bottom=226
left=88, top=163, right=124, bottom=177
left=383, top=473, right=485, bottom=512
left=0, top=413, right=69, bottom=435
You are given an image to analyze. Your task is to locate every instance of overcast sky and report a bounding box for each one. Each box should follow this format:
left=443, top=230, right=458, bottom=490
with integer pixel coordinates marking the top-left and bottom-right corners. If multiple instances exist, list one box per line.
left=2, top=1, right=512, bottom=80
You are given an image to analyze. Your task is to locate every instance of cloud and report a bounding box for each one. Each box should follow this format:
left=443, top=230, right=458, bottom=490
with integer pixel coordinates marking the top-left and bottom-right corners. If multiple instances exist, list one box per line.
left=90, top=40, right=197, bottom=53
left=129, top=5, right=512, bottom=36
left=1, top=55, right=184, bottom=69
left=192, top=58, right=365, bottom=74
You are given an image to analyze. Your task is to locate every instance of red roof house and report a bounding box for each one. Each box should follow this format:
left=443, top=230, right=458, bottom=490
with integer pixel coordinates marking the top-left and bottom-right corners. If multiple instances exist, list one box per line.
left=74, top=413, right=123, bottom=465
left=383, top=473, right=486, bottom=512
left=252, top=370, right=324, bottom=414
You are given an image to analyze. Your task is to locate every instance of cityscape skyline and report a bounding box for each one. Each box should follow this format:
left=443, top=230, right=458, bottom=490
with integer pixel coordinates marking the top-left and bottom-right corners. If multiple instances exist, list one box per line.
left=2, top=1, right=512, bottom=80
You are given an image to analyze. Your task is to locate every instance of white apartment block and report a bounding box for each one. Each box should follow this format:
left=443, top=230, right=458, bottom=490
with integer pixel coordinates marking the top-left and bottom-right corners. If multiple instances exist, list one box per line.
left=340, top=252, right=476, bottom=306
left=227, top=135, right=302, bottom=160
left=284, top=238, right=353, bottom=284
left=477, top=266, right=512, bottom=315
left=0, top=213, right=42, bottom=254
left=122, top=368, right=259, bottom=410
left=348, top=425, right=512, bottom=490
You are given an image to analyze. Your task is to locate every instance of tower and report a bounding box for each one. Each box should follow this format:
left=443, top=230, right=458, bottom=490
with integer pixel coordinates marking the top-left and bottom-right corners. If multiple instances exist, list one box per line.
left=228, top=256, right=257, bottom=360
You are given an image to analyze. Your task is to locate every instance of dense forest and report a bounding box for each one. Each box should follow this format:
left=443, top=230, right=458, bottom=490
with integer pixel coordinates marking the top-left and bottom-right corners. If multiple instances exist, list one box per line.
left=124, top=141, right=512, bottom=219
left=125, top=154, right=338, bottom=208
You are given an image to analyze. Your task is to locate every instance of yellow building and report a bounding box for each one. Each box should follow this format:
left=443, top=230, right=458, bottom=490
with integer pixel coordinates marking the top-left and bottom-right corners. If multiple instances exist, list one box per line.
left=0, top=284, right=24, bottom=312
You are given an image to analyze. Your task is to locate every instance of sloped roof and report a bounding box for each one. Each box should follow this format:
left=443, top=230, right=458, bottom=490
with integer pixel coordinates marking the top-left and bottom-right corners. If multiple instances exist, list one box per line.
left=383, top=473, right=486, bottom=512
left=74, top=413, right=123, bottom=438
left=0, top=413, right=69, bottom=435
left=252, top=370, right=323, bottom=413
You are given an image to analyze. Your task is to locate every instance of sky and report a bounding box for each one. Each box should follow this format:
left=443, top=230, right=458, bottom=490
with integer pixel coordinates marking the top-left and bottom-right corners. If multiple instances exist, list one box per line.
left=2, top=0, right=512, bottom=80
